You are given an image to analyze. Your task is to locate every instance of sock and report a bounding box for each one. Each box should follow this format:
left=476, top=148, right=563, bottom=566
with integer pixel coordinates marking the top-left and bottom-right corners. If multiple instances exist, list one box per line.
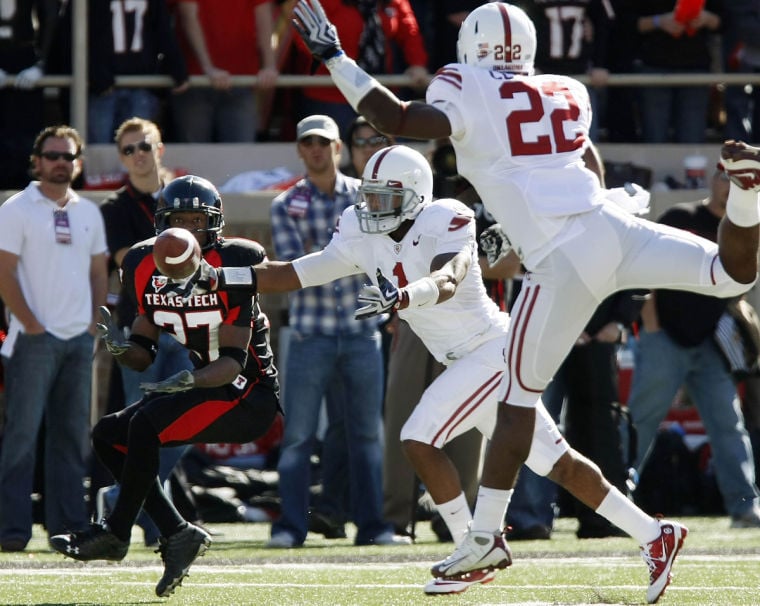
left=726, top=185, right=760, bottom=227
left=595, top=487, right=660, bottom=545
left=436, top=492, right=472, bottom=547
left=471, top=487, right=513, bottom=533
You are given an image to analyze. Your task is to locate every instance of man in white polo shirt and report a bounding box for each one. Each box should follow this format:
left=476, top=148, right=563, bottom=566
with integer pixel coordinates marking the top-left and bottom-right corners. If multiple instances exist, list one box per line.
left=0, top=125, right=109, bottom=552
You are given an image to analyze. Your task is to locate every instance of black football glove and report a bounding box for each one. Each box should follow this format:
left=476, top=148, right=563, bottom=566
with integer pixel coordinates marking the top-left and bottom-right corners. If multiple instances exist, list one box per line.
left=355, top=269, right=399, bottom=320
left=140, top=369, right=195, bottom=394
left=479, top=224, right=512, bottom=267
left=292, top=0, right=343, bottom=62
left=96, top=306, right=130, bottom=356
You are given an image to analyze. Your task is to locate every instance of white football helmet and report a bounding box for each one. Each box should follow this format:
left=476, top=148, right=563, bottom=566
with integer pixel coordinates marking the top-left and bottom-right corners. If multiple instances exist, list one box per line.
left=356, top=145, right=433, bottom=234
left=457, top=2, right=536, bottom=75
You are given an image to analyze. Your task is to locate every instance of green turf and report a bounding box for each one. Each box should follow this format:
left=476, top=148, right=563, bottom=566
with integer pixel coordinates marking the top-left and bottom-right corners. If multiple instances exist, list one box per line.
left=1, top=516, right=759, bottom=605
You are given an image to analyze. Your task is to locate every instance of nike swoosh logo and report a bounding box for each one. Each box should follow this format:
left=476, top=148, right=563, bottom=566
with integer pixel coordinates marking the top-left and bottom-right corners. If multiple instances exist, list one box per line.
left=412, top=236, right=421, bottom=246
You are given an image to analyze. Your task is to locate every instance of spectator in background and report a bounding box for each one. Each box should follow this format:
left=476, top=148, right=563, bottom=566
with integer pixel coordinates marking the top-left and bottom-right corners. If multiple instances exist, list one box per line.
left=627, top=165, right=760, bottom=528
left=722, top=1, right=760, bottom=142
left=0, top=0, right=61, bottom=189
left=513, top=0, right=614, bottom=141
left=341, top=115, right=394, bottom=178
left=267, top=114, right=407, bottom=548
left=0, top=125, right=109, bottom=552
left=170, top=0, right=278, bottom=142
left=87, top=0, right=189, bottom=143
left=308, top=114, right=396, bottom=539
left=623, top=0, right=722, bottom=143
left=291, top=0, right=429, bottom=139
left=97, top=117, right=194, bottom=547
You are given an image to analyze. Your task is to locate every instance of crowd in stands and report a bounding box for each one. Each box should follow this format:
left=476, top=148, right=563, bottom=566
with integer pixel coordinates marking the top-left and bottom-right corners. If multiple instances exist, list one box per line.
left=1, top=0, right=760, bottom=564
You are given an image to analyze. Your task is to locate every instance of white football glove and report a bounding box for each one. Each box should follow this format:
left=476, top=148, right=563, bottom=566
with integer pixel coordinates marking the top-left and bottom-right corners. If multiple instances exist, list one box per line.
left=292, top=0, right=343, bottom=62
left=140, top=369, right=195, bottom=394
left=479, top=224, right=512, bottom=267
left=15, top=65, right=43, bottom=89
left=355, top=269, right=399, bottom=320
left=96, top=306, right=130, bottom=356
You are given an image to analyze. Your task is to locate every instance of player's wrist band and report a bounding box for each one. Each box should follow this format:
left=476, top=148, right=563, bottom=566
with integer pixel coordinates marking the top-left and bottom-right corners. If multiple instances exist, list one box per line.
left=218, top=267, right=258, bottom=292
left=400, top=277, right=439, bottom=309
left=325, top=53, right=383, bottom=111
left=652, top=14, right=661, bottom=29
left=128, top=334, right=158, bottom=361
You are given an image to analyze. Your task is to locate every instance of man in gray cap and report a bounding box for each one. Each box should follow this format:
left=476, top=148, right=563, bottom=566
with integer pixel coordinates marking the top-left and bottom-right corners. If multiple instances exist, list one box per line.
left=267, top=115, right=408, bottom=548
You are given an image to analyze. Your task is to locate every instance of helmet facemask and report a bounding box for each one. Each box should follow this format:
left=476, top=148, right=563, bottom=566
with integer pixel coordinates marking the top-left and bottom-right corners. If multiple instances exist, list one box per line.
left=356, top=181, right=421, bottom=234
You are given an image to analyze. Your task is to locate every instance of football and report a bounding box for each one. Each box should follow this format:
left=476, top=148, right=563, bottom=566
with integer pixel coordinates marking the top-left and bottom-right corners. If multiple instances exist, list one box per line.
left=153, top=228, right=201, bottom=280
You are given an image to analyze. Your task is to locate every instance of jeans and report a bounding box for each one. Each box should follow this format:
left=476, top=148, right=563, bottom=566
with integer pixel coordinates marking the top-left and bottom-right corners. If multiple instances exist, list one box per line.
left=111, top=332, right=193, bottom=542
left=0, top=332, right=93, bottom=543
left=88, top=88, right=160, bottom=143
left=272, top=331, right=388, bottom=544
left=636, top=65, right=710, bottom=143
left=171, top=87, right=257, bottom=142
left=628, top=330, right=760, bottom=517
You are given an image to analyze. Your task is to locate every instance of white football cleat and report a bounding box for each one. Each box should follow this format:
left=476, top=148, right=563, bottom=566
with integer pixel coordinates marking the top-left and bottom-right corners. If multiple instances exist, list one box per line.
left=641, top=519, right=688, bottom=604
left=424, top=569, right=496, bottom=595
left=431, top=529, right=512, bottom=578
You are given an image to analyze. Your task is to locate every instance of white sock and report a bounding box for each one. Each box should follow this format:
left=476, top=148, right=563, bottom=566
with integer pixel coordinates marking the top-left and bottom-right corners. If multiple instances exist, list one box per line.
left=436, top=492, right=472, bottom=547
left=595, top=487, right=660, bottom=545
left=726, top=185, right=760, bottom=227
left=471, top=487, right=513, bottom=533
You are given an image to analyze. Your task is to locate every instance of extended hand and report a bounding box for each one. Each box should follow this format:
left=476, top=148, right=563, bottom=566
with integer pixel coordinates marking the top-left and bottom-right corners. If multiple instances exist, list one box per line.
left=292, top=0, right=343, bottom=62
left=140, top=369, right=195, bottom=394
left=479, top=224, right=511, bottom=267
left=96, top=306, right=129, bottom=356
left=355, top=269, right=399, bottom=320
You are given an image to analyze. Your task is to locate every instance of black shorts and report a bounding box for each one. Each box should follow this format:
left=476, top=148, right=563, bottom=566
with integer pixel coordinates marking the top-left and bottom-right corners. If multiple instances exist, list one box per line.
left=96, top=381, right=280, bottom=449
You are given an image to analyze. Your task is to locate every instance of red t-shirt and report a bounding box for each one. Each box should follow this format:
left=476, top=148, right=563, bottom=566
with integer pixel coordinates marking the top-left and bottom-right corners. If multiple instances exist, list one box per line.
left=170, top=0, right=270, bottom=75
left=293, top=0, right=428, bottom=103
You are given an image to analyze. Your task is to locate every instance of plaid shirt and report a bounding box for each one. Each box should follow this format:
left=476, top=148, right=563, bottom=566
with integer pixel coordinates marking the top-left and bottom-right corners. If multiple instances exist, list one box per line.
left=270, top=172, right=377, bottom=336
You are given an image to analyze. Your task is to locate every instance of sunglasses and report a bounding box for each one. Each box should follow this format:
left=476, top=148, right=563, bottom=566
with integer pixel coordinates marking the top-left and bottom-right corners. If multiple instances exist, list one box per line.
left=120, top=141, right=154, bottom=156
left=298, top=135, right=332, bottom=147
left=39, top=151, right=79, bottom=162
left=353, top=135, right=389, bottom=148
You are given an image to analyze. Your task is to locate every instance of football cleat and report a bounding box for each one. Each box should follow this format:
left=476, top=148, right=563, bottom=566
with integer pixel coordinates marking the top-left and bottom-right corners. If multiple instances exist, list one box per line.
left=431, top=529, right=512, bottom=578
left=155, top=523, right=211, bottom=597
left=424, top=569, right=496, bottom=595
left=720, top=140, right=760, bottom=191
left=641, top=519, right=688, bottom=604
left=49, top=522, right=129, bottom=562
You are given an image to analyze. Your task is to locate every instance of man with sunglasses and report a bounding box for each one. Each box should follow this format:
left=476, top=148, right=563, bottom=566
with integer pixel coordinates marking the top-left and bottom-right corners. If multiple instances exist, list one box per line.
left=0, top=125, right=109, bottom=552
left=267, top=114, right=407, bottom=548
left=97, top=117, right=197, bottom=547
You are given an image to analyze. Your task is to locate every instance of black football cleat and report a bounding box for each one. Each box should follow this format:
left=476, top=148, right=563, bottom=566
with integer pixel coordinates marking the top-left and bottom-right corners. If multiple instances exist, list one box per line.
left=155, top=523, right=211, bottom=597
left=49, top=522, right=129, bottom=561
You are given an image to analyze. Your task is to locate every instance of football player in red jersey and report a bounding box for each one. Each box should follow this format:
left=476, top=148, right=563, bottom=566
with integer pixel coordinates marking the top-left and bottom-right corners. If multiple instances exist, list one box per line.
left=50, top=175, right=281, bottom=599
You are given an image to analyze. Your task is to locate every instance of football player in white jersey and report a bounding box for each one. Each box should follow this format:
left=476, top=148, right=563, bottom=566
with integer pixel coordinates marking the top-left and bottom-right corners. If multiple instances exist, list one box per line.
left=203, top=145, right=695, bottom=598
left=291, top=1, right=760, bottom=603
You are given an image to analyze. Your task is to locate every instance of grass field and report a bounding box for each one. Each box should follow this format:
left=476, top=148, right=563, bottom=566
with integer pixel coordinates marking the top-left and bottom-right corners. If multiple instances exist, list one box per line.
left=1, top=516, right=759, bottom=606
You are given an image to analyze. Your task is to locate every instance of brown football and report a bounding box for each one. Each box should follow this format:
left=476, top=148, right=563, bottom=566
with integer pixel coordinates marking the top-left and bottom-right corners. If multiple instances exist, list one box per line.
left=153, top=228, right=201, bottom=280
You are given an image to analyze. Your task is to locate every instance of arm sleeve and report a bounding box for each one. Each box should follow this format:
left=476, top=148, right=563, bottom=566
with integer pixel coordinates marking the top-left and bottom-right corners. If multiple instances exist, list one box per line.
left=292, top=244, right=362, bottom=288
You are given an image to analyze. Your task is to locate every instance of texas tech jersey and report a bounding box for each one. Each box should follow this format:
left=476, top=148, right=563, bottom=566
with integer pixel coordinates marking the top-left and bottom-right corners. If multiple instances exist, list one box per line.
left=121, top=237, right=277, bottom=390
left=427, top=64, right=602, bottom=267
left=294, top=198, right=508, bottom=364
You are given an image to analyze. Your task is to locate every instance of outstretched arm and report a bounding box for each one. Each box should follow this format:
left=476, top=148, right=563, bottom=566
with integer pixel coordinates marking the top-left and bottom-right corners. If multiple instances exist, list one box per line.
left=292, top=0, right=451, bottom=140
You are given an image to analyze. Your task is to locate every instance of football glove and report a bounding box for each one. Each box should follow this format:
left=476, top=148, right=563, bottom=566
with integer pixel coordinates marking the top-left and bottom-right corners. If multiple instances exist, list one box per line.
left=96, top=306, right=130, bottom=356
left=140, top=369, right=195, bottom=394
left=292, top=0, right=343, bottom=62
left=355, top=268, right=399, bottom=320
left=479, top=224, right=512, bottom=267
